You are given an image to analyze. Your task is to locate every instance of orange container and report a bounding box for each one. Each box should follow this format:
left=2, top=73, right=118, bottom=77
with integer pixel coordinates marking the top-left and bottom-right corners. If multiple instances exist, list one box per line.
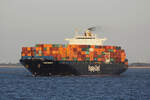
left=21, top=53, right=25, bottom=56
left=91, top=45, right=95, bottom=48
left=86, top=55, right=90, bottom=58
left=59, top=47, right=63, bottom=51
left=77, top=58, right=82, bottom=61
left=113, top=49, right=116, bottom=53
left=39, top=53, right=42, bottom=56
left=81, top=51, right=86, bottom=55
left=27, top=53, right=32, bottom=56
left=90, top=54, right=94, bottom=61
left=101, top=48, right=105, bottom=52
left=22, top=47, right=27, bottom=51
left=110, top=46, right=113, bottom=49
left=35, top=47, right=39, bottom=51
left=98, top=58, right=102, bottom=61
left=71, top=45, right=76, bottom=48
left=121, top=57, right=125, bottom=62
left=27, top=47, right=31, bottom=51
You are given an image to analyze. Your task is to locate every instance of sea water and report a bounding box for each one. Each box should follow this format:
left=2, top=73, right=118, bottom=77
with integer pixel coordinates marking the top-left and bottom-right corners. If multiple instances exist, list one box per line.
left=0, top=67, right=150, bottom=100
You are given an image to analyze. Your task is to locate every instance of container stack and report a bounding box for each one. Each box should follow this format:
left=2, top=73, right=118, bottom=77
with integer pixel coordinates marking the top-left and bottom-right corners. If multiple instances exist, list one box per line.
left=21, top=44, right=128, bottom=64
left=21, top=47, right=33, bottom=59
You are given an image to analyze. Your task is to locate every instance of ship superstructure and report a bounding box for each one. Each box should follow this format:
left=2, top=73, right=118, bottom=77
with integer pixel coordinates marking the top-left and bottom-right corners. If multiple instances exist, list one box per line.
left=65, top=30, right=107, bottom=45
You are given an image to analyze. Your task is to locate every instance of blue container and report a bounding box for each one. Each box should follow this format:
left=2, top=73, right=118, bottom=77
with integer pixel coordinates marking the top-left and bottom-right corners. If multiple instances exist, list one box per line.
left=42, top=56, right=54, bottom=60
left=22, top=56, right=31, bottom=59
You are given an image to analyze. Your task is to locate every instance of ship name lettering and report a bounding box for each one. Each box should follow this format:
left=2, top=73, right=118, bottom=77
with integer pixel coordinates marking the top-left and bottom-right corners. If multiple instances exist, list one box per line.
left=43, top=62, right=53, bottom=64
left=88, top=65, right=100, bottom=72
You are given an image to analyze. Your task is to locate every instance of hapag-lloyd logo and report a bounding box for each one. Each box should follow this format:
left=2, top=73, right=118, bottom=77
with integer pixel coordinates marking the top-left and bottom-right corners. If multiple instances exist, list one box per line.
left=88, top=65, right=101, bottom=72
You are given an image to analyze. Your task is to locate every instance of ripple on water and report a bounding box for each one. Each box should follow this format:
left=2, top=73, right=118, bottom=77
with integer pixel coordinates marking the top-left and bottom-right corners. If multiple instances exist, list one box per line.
left=0, top=68, right=150, bottom=100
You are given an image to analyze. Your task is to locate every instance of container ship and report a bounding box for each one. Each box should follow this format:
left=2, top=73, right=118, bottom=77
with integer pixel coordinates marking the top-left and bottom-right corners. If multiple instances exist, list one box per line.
left=20, top=28, right=128, bottom=76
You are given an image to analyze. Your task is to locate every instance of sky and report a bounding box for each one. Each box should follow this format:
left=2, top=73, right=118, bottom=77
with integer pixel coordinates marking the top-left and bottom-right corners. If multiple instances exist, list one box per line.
left=0, top=0, right=150, bottom=63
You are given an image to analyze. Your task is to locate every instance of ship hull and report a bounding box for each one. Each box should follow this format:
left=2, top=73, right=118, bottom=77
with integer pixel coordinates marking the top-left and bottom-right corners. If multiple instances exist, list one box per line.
left=20, top=59, right=128, bottom=76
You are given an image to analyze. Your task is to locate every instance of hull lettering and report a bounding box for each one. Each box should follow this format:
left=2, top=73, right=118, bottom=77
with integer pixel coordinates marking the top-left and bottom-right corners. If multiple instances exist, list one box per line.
left=88, top=65, right=101, bottom=72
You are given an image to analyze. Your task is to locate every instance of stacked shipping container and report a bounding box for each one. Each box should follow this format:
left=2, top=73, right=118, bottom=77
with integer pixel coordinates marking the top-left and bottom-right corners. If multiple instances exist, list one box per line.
left=21, top=44, right=128, bottom=65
